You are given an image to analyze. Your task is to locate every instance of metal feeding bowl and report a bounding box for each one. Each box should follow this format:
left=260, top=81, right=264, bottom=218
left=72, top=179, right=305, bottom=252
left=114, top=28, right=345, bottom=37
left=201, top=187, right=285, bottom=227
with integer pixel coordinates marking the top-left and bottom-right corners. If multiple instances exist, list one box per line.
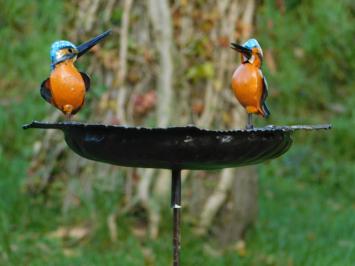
left=23, top=121, right=331, bottom=170
left=23, top=120, right=331, bottom=266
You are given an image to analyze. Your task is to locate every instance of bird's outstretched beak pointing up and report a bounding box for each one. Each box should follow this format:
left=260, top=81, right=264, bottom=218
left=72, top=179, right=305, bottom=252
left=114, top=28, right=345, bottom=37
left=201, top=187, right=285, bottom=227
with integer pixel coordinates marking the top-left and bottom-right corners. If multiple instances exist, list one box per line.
left=77, top=29, right=112, bottom=58
left=230, top=42, right=252, bottom=59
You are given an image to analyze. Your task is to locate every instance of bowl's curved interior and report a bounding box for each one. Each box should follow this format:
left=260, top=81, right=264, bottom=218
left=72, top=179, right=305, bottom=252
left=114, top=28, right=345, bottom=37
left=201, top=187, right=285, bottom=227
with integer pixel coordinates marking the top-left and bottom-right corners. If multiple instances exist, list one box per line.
left=23, top=121, right=331, bottom=170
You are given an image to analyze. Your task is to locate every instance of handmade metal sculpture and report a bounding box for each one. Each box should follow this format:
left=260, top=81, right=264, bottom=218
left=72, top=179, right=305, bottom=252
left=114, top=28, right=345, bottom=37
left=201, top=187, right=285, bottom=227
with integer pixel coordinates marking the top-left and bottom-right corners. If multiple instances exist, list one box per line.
left=231, top=39, right=270, bottom=129
left=24, top=33, right=332, bottom=266
left=23, top=122, right=331, bottom=170
left=40, top=30, right=111, bottom=119
left=23, top=121, right=330, bottom=265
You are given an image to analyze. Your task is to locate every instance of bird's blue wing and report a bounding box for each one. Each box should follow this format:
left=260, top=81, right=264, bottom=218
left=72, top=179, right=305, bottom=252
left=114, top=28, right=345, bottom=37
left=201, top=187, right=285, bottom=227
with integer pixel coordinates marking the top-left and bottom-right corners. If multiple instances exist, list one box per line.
left=40, top=78, right=52, bottom=104
left=261, top=76, right=270, bottom=117
left=262, top=76, right=268, bottom=101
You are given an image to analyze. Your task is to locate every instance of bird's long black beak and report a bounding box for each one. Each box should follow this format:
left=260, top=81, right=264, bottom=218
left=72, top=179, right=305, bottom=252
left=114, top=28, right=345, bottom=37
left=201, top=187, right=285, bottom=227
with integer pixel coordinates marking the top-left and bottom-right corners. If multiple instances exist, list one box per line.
left=77, top=29, right=112, bottom=58
left=230, top=42, right=252, bottom=58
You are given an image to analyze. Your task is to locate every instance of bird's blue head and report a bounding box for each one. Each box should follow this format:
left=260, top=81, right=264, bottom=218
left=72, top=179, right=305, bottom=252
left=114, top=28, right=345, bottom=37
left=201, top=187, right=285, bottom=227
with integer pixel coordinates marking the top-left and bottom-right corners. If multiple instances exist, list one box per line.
left=230, top=38, right=263, bottom=65
left=243, top=39, right=263, bottom=57
left=50, top=40, right=78, bottom=70
left=49, top=30, right=112, bottom=70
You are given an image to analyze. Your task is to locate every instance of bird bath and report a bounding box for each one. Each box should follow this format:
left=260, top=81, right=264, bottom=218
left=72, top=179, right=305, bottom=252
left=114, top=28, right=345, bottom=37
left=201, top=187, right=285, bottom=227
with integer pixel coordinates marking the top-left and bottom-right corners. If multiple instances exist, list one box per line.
left=23, top=121, right=331, bottom=265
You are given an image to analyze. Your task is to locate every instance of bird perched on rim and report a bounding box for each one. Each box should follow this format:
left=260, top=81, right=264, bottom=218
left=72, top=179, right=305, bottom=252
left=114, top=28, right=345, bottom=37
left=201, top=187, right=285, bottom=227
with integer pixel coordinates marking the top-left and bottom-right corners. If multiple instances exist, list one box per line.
left=230, top=39, right=270, bottom=129
left=40, top=30, right=111, bottom=120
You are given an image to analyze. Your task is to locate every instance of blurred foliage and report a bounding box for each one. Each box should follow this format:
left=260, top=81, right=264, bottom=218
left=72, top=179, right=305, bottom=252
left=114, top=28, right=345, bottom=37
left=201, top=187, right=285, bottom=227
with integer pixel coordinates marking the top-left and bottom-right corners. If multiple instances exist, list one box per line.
left=258, top=0, right=355, bottom=120
left=0, top=0, right=64, bottom=94
left=256, top=0, right=355, bottom=201
left=0, top=0, right=354, bottom=265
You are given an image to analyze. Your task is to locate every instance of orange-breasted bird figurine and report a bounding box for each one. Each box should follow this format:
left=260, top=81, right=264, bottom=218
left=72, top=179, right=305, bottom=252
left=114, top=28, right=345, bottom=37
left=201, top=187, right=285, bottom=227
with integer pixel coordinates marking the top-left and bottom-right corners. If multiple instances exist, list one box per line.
left=40, top=30, right=111, bottom=120
left=231, top=39, right=270, bottom=129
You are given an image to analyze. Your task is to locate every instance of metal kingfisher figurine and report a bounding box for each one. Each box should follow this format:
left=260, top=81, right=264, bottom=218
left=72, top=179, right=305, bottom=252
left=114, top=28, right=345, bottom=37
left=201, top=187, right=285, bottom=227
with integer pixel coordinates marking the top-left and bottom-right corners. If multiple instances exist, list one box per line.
left=40, top=30, right=111, bottom=119
left=231, top=39, right=270, bottom=129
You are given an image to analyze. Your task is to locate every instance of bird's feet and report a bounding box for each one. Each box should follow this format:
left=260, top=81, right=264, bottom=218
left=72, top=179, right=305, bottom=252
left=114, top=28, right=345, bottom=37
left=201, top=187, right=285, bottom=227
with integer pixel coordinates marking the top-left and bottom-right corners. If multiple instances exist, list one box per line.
left=246, top=113, right=253, bottom=129
left=245, top=124, right=254, bottom=130
left=63, top=105, right=73, bottom=121
left=65, top=113, right=72, bottom=121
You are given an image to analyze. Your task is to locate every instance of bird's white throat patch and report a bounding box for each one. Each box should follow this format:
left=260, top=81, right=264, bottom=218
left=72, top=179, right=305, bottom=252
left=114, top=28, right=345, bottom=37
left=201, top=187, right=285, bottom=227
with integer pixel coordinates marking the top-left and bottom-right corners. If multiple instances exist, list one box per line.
left=248, top=55, right=255, bottom=64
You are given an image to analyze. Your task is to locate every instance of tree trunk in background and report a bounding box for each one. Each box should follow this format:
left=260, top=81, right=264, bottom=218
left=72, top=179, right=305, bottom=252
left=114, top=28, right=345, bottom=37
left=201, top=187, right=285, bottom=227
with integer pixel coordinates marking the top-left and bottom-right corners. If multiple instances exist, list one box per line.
left=28, top=0, right=259, bottom=248
left=192, top=0, right=259, bottom=246
left=213, top=167, right=258, bottom=245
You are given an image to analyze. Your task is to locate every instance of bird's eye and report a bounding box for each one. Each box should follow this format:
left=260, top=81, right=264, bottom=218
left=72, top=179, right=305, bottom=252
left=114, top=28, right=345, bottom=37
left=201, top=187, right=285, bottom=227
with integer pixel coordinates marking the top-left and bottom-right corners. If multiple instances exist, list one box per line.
left=68, top=48, right=73, bottom=53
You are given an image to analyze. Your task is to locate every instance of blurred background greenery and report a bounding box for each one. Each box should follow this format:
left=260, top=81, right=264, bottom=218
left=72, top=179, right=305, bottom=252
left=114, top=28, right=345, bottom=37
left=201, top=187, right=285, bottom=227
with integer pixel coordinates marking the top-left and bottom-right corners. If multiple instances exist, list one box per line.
left=0, top=0, right=354, bottom=265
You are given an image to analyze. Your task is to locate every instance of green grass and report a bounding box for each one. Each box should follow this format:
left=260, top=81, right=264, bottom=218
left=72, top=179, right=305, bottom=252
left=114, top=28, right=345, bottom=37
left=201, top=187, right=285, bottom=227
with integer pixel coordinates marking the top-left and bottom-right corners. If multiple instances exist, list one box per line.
left=1, top=151, right=354, bottom=265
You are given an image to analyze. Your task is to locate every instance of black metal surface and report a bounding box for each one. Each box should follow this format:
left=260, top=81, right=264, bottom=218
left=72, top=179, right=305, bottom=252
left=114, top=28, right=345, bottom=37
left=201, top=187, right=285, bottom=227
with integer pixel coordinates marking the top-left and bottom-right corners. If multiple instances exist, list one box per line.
left=23, top=121, right=331, bottom=170
left=171, top=169, right=181, bottom=266
left=171, top=169, right=182, bottom=208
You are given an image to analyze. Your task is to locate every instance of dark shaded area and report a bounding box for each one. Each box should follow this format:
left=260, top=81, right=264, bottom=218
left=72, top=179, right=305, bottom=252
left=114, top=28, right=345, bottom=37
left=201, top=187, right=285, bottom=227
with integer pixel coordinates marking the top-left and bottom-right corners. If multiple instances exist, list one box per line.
left=23, top=121, right=330, bottom=170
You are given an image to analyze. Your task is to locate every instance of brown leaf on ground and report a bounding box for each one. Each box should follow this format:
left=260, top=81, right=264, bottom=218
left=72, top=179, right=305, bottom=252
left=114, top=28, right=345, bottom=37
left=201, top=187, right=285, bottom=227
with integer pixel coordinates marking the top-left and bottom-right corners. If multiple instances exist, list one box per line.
left=63, top=248, right=79, bottom=257
left=234, top=240, right=247, bottom=257
left=142, top=247, right=155, bottom=266
left=131, top=223, right=147, bottom=239
left=49, top=226, right=90, bottom=240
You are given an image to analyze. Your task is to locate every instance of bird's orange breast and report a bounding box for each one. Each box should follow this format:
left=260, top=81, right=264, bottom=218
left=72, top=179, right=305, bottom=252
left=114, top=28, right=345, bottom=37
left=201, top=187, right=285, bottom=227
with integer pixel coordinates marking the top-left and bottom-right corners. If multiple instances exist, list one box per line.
left=231, top=63, right=263, bottom=114
left=50, top=61, right=85, bottom=114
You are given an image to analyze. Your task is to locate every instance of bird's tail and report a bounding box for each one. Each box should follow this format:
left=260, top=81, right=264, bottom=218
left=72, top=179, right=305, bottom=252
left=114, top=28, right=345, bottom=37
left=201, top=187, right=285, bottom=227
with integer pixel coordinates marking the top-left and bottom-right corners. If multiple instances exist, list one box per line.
left=260, top=103, right=270, bottom=118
